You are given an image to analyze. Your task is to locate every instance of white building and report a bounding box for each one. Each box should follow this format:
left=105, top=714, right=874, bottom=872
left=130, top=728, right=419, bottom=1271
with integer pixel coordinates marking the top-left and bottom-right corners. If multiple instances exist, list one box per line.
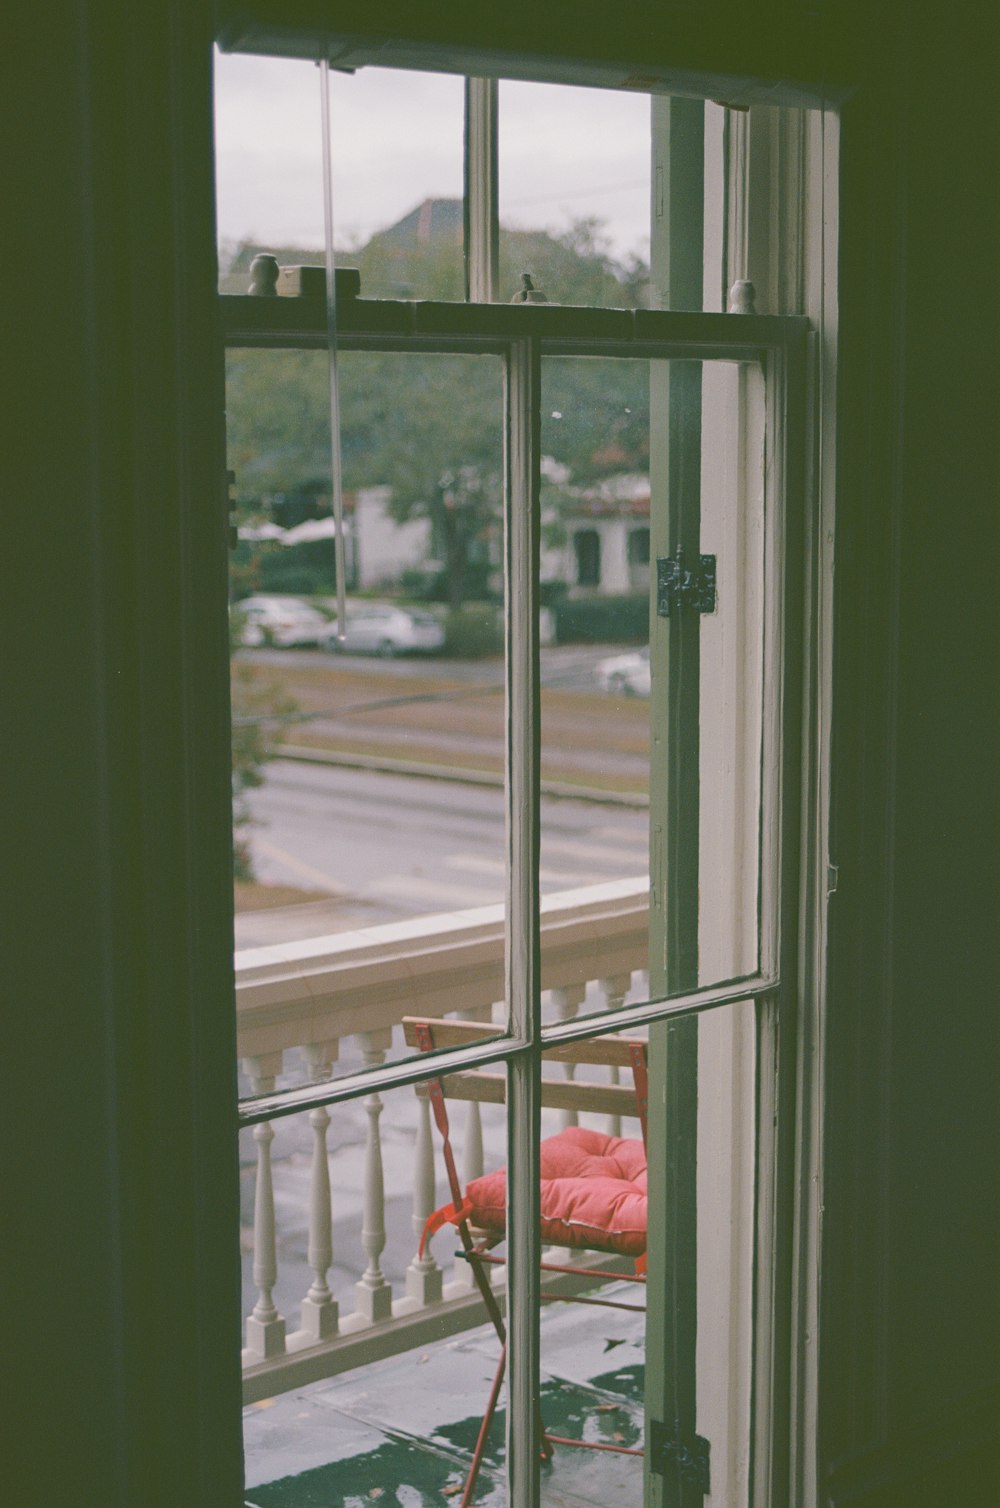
left=542, top=473, right=651, bottom=594
left=350, top=485, right=433, bottom=590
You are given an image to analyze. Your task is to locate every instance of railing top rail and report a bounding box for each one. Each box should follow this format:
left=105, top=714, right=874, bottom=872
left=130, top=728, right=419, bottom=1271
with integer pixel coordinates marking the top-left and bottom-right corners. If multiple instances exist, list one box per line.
left=234, top=877, right=650, bottom=1056
left=236, top=876, right=648, bottom=994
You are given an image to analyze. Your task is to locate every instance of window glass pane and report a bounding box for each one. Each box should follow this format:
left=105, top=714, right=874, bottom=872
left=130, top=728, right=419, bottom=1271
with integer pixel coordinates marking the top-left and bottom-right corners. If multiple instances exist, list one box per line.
left=215, top=50, right=324, bottom=291
left=229, top=351, right=508, bottom=1089
left=528, top=1040, right=647, bottom=1506
left=330, top=68, right=466, bottom=301
left=241, top=1056, right=646, bottom=1503
left=643, top=997, right=758, bottom=1503
left=538, top=357, right=651, bottom=1029
left=241, top=1077, right=508, bottom=1502
left=538, top=356, right=765, bottom=1026
left=215, top=55, right=465, bottom=300
left=498, top=81, right=651, bottom=308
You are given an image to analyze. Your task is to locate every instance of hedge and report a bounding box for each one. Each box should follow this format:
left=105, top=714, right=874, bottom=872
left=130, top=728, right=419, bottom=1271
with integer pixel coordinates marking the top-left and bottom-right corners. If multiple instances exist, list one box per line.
left=553, top=592, right=650, bottom=644
left=443, top=605, right=504, bottom=658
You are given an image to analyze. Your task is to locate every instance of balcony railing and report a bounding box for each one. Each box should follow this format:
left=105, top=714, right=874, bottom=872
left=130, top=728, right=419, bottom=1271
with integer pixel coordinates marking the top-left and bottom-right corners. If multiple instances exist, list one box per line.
left=236, top=876, right=648, bottom=1403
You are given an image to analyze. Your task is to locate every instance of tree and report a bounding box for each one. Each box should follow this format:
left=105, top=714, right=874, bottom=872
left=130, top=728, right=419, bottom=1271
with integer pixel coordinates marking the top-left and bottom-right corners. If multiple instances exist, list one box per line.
left=229, top=610, right=297, bottom=881
left=223, top=216, right=651, bottom=607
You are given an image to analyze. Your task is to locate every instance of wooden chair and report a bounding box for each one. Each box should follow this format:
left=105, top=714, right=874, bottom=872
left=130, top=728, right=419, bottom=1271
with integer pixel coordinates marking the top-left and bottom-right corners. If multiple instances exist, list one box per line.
left=403, top=1016, right=649, bottom=1506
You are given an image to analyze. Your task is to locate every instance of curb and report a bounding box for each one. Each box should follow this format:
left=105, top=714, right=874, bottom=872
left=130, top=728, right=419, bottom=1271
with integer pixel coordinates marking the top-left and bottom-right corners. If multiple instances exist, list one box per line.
left=273, top=744, right=650, bottom=808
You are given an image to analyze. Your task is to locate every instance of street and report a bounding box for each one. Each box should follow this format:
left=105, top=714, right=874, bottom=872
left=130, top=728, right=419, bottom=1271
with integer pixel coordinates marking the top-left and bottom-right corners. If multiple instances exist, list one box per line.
left=238, top=642, right=617, bottom=690
left=237, top=757, right=649, bottom=946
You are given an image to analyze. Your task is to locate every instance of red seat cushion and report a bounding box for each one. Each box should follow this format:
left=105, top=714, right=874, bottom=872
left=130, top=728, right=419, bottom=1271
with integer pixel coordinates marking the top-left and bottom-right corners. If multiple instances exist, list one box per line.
left=463, top=1126, right=647, bottom=1257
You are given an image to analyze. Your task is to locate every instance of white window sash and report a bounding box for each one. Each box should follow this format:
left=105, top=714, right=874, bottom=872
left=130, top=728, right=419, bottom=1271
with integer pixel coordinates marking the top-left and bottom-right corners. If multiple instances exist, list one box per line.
left=227, top=289, right=808, bottom=1508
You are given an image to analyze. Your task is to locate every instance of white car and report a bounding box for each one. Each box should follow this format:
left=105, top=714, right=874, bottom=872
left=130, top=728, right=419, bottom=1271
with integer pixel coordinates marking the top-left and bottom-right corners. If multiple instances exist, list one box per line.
left=322, top=604, right=446, bottom=657
left=234, top=595, right=329, bottom=648
left=595, top=644, right=651, bottom=697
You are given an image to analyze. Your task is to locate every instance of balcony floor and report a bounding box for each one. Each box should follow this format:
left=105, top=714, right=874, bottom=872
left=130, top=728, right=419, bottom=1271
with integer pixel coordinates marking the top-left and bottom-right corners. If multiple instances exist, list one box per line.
left=244, top=1281, right=645, bottom=1506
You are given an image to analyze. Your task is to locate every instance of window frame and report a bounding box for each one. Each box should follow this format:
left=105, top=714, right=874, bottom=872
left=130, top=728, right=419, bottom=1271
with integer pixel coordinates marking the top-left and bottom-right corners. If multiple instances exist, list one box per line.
left=226, top=282, right=809, bottom=1505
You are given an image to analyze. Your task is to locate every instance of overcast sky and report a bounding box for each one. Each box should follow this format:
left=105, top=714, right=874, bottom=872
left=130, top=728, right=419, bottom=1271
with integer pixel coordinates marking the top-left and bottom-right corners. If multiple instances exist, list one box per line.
left=213, top=51, right=652, bottom=264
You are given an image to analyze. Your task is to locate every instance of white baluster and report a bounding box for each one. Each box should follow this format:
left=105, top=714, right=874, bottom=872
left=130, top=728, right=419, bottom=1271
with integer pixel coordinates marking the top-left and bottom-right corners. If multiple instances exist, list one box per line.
left=462, top=1001, right=489, bottom=1186
left=450, top=1083, right=488, bottom=1294
left=463, top=1096, right=484, bottom=1185
left=298, top=1041, right=339, bottom=1343
left=405, top=1082, right=443, bottom=1305
left=599, top=974, right=631, bottom=1139
left=551, top=985, right=585, bottom=1129
left=353, top=1029, right=393, bottom=1323
left=242, top=1054, right=286, bottom=1359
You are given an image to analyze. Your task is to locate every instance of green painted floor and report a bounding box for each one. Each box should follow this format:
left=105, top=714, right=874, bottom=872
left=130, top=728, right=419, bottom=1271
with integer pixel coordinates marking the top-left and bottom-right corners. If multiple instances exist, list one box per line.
left=244, top=1282, right=645, bottom=1507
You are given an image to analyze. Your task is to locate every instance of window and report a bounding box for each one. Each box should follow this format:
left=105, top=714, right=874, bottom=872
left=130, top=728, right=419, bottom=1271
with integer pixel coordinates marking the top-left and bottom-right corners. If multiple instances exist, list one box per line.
left=628, top=529, right=650, bottom=591
left=220, top=54, right=815, bottom=1507
left=574, top=528, right=601, bottom=587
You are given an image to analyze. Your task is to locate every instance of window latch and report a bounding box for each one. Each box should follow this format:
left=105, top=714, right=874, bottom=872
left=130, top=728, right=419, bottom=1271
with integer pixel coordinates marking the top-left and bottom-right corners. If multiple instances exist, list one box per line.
left=649, top=1418, right=711, bottom=1493
left=656, top=548, right=717, bottom=617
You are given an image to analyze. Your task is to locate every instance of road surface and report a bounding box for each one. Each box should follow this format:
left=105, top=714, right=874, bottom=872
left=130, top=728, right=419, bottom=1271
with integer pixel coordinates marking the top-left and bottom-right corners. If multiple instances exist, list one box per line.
left=237, top=758, right=649, bottom=947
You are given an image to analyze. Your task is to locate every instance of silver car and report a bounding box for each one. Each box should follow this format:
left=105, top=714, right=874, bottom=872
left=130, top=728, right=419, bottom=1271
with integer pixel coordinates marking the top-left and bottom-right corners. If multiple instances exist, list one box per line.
left=323, top=604, right=446, bottom=657
left=235, top=595, right=329, bottom=648
left=595, top=644, right=651, bottom=697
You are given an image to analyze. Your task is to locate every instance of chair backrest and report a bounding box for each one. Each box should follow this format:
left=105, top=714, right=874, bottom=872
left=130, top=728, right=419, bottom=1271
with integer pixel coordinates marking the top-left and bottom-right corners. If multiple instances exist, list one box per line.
left=402, top=1016, right=648, bottom=1135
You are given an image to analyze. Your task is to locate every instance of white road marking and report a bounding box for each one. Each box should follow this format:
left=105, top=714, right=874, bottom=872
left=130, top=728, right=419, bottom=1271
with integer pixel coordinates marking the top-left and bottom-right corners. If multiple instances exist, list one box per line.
left=539, top=833, right=649, bottom=864
left=591, top=824, right=649, bottom=847
left=254, top=838, right=347, bottom=892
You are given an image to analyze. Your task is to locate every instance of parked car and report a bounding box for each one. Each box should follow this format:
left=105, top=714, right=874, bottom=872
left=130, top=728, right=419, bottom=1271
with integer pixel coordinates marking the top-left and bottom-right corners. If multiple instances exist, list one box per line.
left=595, top=644, right=651, bottom=697
left=322, top=604, right=446, bottom=657
left=234, top=595, right=329, bottom=648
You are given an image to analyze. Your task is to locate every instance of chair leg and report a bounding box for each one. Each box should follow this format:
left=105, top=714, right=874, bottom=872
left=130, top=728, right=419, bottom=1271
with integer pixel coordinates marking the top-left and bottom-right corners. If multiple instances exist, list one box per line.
left=461, top=1342, right=506, bottom=1508
left=463, top=1239, right=507, bottom=1347
left=460, top=1341, right=555, bottom=1508
left=460, top=1240, right=555, bottom=1503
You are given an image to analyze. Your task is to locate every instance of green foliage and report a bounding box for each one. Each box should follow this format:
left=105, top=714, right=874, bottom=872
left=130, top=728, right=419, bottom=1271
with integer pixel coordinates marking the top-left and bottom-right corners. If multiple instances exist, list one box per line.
left=228, top=539, right=262, bottom=600
left=225, top=348, right=331, bottom=498
left=553, top=592, right=650, bottom=645
left=256, top=540, right=336, bottom=597
left=499, top=217, right=649, bottom=310
left=443, top=605, right=504, bottom=659
left=229, top=610, right=298, bottom=881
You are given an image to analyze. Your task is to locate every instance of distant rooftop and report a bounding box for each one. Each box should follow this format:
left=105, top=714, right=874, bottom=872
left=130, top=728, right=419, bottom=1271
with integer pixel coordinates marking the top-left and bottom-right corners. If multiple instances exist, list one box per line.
left=370, top=196, right=463, bottom=247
